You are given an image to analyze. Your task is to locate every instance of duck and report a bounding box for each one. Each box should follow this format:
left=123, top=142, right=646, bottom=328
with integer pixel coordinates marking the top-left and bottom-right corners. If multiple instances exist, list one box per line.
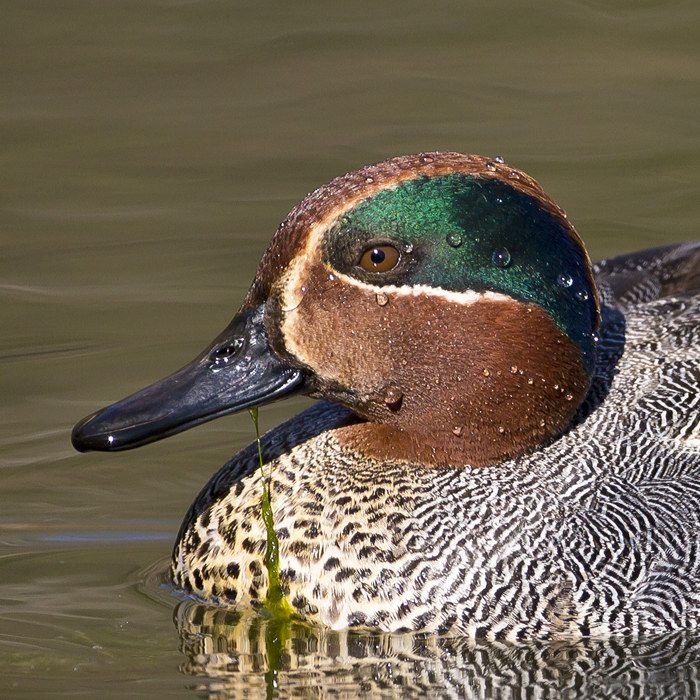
left=72, top=152, right=700, bottom=641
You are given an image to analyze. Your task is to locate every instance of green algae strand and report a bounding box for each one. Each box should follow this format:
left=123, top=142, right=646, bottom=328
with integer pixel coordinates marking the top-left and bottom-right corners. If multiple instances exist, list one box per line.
left=248, top=408, right=294, bottom=621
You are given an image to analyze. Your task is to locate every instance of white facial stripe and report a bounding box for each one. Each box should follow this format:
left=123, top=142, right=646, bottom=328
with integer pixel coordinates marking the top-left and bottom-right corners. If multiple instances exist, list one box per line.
left=332, top=271, right=512, bottom=306
left=281, top=207, right=351, bottom=311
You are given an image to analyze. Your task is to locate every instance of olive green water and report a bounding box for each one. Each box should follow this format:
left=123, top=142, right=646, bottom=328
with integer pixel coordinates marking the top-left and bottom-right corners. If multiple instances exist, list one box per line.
left=2, top=1, right=699, bottom=697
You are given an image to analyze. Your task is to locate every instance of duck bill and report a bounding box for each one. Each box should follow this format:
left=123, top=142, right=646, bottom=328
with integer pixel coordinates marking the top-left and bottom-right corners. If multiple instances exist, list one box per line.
left=71, top=305, right=304, bottom=452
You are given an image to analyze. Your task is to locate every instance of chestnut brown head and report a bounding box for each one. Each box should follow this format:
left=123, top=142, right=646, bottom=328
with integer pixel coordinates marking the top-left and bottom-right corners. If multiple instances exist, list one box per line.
left=73, top=152, right=599, bottom=468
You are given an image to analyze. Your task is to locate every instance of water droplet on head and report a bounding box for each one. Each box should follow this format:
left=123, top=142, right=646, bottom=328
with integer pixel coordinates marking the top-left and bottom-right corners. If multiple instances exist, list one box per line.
left=576, top=289, right=589, bottom=302
left=452, top=426, right=462, bottom=436
left=341, top=216, right=350, bottom=226
left=365, top=176, right=374, bottom=183
left=383, top=386, right=403, bottom=408
left=498, top=425, right=505, bottom=434
left=565, top=392, right=574, bottom=401
left=494, top=155, right=505, bottom=164
left=539, top=418, right=546, bottom=428
left=483, top=368, right=491, bottom=377
left=376, top=292, right=389, bottom=306
left=510, top=365, right=518, bottom=374
left=446, top=232, right=463, bottom=248
left=592, top=331, right=600, bottom=344
left=328, top=273, right=336, bottom=282
left=108, top=435, right=115, bottom=445
left=419, top=154, right=433, bottom=164
left=486, top=162, right=497, bottom=172
left=404, top=242, right=414, bottom=254
left=508, top=170, right=520, bottom=180
left=527, top=377, right=534, bottom=385
left=496, top=197, right=503, bottom=204
left=557, top=273, right=573, bottom=288
left=491, top=247, right=511, bottom=268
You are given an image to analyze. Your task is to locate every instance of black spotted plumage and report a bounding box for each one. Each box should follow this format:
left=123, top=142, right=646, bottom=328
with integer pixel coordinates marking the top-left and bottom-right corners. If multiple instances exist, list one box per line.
left=172, top=242, right=700, bottom=640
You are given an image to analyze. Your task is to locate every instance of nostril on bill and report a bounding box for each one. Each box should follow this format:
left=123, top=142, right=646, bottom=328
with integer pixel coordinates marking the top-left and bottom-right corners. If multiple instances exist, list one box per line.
left=208, top=338, right=244, bottom=369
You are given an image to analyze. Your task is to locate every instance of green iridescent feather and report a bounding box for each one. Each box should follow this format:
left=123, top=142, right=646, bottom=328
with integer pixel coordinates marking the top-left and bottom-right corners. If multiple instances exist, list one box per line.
left=337, top=174, right=597, bottom=371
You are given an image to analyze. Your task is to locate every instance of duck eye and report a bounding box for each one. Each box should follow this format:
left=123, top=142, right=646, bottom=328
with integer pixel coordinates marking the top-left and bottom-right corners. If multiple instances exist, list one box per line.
left=359, top=245, right=400, bottom=273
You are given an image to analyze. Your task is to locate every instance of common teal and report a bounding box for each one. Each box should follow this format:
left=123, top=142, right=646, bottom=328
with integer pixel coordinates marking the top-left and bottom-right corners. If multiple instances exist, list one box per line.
left=73, top=153, right=700, bottom=640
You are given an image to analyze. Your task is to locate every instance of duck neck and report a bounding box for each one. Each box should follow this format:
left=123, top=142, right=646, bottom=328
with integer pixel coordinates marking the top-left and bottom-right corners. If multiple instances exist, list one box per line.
left=324, top=300, right=592, bottom=468
left=271, top=272, right=593, bottom=468
left=334, top=369, right=589, bottom=468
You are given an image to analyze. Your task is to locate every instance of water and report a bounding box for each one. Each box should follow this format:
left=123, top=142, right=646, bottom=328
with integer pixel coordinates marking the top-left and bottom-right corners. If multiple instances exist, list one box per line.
left=491, top=247, right=512, bottom=269
left=2, top=1, right=699, bottom=697
left=446, top=233, right=463, bottom=248
left=558, top=274, right=574, bottom=289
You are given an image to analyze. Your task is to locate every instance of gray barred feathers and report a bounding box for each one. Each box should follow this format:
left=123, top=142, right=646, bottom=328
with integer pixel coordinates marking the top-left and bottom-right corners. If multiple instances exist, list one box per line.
left=594, top=240, right=700, bottom=308
left=172, top=242, right=700, bottom=640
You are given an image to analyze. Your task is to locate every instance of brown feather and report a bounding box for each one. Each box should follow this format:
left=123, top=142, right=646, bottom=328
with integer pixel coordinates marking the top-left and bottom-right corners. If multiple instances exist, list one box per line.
left=270, top=263, right=589, bottom=467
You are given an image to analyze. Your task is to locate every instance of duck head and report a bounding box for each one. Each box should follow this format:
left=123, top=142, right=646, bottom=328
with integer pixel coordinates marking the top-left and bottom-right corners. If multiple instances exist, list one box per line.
left=72, top=152, right=600, bottom=467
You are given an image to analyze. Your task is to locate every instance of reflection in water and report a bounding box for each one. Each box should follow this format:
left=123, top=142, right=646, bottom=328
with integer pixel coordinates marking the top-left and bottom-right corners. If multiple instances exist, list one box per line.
left=175, top=600, right=700, bottom=699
